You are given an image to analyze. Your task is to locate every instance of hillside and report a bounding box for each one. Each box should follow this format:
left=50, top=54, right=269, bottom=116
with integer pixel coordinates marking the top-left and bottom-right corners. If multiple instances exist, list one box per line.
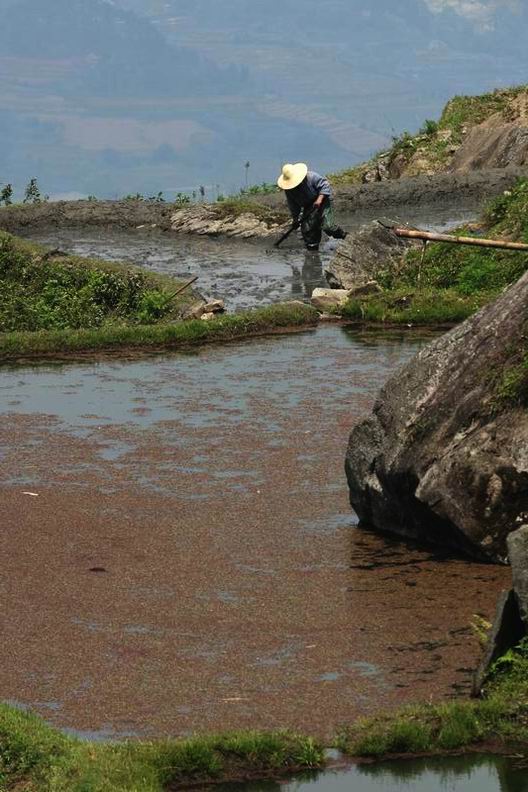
left=331, top=85, right=528, bottom=185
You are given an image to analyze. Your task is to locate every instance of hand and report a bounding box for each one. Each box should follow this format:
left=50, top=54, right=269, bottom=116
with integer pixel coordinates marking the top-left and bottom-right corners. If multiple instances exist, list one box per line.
left=314, top=196, right=325, bottom=210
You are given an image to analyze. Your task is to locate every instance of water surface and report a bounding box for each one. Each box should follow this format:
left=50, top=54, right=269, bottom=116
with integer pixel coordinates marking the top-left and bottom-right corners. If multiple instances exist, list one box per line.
left=0, top=326, right=509, bottom=739
left=212, top=755, right=528, bottom=792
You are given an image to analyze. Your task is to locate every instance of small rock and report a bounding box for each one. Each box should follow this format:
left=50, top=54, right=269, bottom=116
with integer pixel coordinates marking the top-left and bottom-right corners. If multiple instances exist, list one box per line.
left=319, top=312, right=343, bottom=322
left=184, top=301, right=208, bottom=320
left=200, top=312, right=216, bottom=321
left=202, top=299, right=225, bottom=314
left=472, top=589, right=525, bottom=696
left=311, top=288, right=351, bottom=312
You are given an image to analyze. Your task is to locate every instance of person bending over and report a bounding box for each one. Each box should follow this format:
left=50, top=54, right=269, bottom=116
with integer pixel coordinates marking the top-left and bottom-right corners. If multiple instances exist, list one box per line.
left=277, top=162, right=347, bottom=250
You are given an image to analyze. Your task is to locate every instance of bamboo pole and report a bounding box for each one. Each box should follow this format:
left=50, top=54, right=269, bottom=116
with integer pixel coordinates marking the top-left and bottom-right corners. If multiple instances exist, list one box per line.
left=163, top=275, right=199, bottom=305
left=393, top=227, right=528, bottom=252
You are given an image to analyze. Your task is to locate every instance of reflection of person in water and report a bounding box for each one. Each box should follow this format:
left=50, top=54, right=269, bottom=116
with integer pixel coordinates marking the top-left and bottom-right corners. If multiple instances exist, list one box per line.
left=302, top=250, right=324, bottom=298
left=290, top=251, right=325, bottom=300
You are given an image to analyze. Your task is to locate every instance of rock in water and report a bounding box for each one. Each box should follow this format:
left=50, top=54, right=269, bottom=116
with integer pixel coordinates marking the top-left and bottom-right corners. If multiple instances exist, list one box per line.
left=325, top=221, right=412, bottom=290
left=345, top=272, right=528, bottom=561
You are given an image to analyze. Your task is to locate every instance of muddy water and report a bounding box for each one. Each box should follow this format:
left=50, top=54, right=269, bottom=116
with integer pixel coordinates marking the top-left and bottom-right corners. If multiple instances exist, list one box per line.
left=213, top=755, right=528, bottom=792
left=23, top=205, right=476, bottom=310
left=0, top=325, right=509, bottom=740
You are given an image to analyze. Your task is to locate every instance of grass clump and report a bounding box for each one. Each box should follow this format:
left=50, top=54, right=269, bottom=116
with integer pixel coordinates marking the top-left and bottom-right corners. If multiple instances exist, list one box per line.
left=0, top=707, right=325, bottom=792
left=212, top=197, right=288, bottom=227
left=0, top=302, right=319, bottom=361
left=341, top=287, right=489, bottom=326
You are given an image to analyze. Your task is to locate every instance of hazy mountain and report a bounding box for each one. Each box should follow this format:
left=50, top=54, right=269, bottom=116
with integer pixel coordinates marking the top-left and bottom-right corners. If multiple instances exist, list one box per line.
left=0, top=0, right=527, bottom=198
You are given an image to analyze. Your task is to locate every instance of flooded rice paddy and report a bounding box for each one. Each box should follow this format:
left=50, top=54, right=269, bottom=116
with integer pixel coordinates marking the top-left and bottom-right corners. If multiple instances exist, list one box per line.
left=24, top=204, right=477, bottom=310
left=0, top=324, right=509, bottom=740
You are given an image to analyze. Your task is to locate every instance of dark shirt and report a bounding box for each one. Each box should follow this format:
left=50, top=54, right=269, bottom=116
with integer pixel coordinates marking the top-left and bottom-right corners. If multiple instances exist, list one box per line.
left=285, top=171, right=332, bottom=220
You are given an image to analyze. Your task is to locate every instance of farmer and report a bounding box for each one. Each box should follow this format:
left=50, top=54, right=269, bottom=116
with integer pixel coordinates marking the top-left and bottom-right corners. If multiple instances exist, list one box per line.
left=277, top=163, right=347, bottom=250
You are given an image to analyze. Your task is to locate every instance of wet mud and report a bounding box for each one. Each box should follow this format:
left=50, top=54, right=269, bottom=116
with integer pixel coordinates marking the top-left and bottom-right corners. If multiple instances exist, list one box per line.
left=24, top=201, right=475, bottom=311
left=0, top=326, right=509, bottom=740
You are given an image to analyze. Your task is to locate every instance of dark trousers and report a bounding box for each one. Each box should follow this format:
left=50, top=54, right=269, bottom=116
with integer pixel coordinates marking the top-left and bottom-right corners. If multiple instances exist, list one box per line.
left=301, top=197, right=346, bottom=249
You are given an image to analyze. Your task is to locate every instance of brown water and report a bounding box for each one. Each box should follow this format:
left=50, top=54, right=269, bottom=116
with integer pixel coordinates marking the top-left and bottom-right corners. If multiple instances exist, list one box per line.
left=0, top=326, right=509, bottom=740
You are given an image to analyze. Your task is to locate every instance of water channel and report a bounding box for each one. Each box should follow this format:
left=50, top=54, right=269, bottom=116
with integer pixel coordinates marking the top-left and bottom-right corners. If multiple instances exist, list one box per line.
left=212, top=755, right=528, bottom=792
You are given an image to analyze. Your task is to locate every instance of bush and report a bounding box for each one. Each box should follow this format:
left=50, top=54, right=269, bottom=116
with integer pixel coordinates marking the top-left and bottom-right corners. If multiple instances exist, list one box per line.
left=0, top=233, right=182, bottom=333
left=420, top=119, right=439, bottom=136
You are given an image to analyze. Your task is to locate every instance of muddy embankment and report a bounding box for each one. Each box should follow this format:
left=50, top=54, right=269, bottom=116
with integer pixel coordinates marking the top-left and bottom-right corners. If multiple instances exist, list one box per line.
left=0, top=167, right=526, bottom=241
left=254, top=167, right=528, bottom=224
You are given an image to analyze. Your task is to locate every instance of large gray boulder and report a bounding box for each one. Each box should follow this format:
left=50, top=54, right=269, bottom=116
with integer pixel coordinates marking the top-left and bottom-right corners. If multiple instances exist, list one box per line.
left=346, top=271, right=528, bottom=562
left=324, top=221, right=412, bottom=290
left=507, top=526, right=528, bottom=625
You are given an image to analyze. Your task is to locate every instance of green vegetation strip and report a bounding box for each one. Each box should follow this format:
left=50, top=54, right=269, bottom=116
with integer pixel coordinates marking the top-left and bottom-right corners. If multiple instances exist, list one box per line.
left=0, top=231, right=197, bottom=332
left=0, top=230, right=317, bottom=360
left=0, top=704, right=324, bottom=791
left=340, top=178, right=528, bottom=326
left=337, top=637, right=528, bottom=758
left=0, top=303, right=319, bottom=361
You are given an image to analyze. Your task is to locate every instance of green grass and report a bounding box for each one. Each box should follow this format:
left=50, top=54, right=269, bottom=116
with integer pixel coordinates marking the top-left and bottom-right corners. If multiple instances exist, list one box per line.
left=339, top=177, right=528, bottom=326
left=0, top=232, right=197, bottom=332
left=337, top=637, right=528, bottom=759
left=341, top=287, right=491, bottom=325
left=0, top=302, right=319, bottom=361
left=0, top=705, right=325, bottom=791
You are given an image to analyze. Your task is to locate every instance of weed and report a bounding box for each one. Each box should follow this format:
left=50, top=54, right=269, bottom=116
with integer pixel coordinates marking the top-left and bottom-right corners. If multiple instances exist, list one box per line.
left=239, top=182, right=279, bottom=196
left=470, top=615, right=492, bottom=648
left=23, top=178, right=47, bottom=204
left=173, top=192, right=190, bottom=205
left=0, top=183, right=13, bottom=206
left=420, top=119, right=439, bottom=136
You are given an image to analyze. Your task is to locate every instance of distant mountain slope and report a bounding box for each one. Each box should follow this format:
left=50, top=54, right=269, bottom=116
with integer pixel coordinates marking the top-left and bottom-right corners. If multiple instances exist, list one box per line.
left=1, top=0, right=528, bottom=196
left=0, top=0, right=249, bottom=95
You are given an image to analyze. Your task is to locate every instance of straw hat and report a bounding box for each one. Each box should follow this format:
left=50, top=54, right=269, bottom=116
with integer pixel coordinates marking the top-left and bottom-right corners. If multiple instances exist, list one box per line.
left=277, top=162, right=308, bottom=190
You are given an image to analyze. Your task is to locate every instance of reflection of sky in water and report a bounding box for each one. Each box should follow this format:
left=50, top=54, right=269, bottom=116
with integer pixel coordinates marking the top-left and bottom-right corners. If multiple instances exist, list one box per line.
left=217, top=755, right=528, bottom=791
left=0, top=326, right=429, bottom=434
